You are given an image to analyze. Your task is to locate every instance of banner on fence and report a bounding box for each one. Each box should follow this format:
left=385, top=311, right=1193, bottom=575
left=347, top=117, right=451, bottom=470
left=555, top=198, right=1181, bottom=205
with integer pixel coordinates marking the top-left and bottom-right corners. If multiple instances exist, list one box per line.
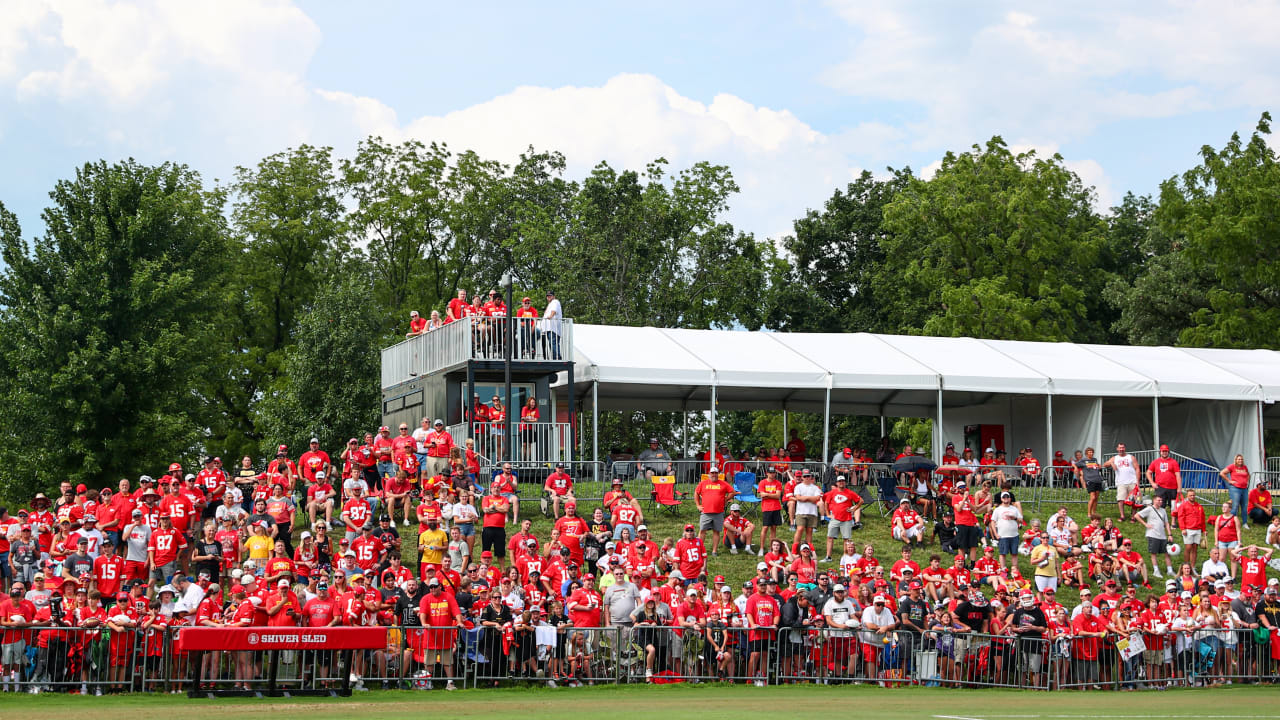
left=177, top=627, right=389, bottom=652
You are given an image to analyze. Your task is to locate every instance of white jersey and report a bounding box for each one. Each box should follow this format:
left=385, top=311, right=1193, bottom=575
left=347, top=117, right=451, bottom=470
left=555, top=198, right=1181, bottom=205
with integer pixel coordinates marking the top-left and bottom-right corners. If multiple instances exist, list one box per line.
left=1112, top=453, right=1138, bottom=486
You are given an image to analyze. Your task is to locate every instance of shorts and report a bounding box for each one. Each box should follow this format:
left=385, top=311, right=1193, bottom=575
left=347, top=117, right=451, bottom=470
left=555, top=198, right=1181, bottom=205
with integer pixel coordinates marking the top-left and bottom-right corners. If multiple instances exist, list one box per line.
left=700, top=513, right=725, bottom=533
left=795, top=515, right=818, bottom=529
left=893, top=525, right=923, bottom=541
left=1217, top=540, right=1240, bottom=551
left=1019, top=650, right=1043, bottom=673
left=1035, top=575, right=1057, bottom=592
left=1147, top=537, right=1168, bottom=555
left=998, top=536, right=1019, bottom=555
left=430, top=646, right=454, bottom=665
left=1154, top=486, right=1177, bottom=505
left=1086, top=480, right=1104, bottom=494
left=1, top=640, right=25, bottom=665
left=762, top=510, right=783, bottom=527
left=860, top=642, right=882, bottom=663
left=1143, top=648, right=1161, bottom=665
left=748, top=638, right=772, bottom=655
left=827, top=636, right=856, bottom=659
left=956, top=524, right=981, bottom=550
left=124, top=559, right=148, bottom=582
left=1116, top=483, right=1136, bottom=502
left=612, top=523, right=636, bottom=541
left=456, top=522, right=475, bottom=538
left=151, top=561, right=177, bottom=584
left=1181, top=529, right=1202, bottom=545
left=482, top=527, right=507, bottom=557
left=827, top=519, right=853, bottom=539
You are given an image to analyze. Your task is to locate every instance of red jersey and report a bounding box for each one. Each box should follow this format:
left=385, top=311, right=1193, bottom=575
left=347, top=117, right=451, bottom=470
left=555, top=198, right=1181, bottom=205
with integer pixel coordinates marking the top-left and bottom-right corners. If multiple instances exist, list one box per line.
left=93, top=554, right=125, bottom=597
left=148, top=527, right=187, bottom=566
left=544, top=471, right=574, bottom=495
left=612, top=503, right=641, bottom=527
left=195, top=468, right=227, bottom=500
left=1240, top=556, right=1267, bottom=591
left=342, top=498, right=372, bottom=531
left=675, top=537, right=707, bottom=580
left=567, top=588, right=602, bottom=627
left=481, top=495, right=508, bottom=528
left=892, top=507, right=921, bottom=529
left=158, top=495, right=195, bottom=533
left=350, top=536, right=385, bottom=570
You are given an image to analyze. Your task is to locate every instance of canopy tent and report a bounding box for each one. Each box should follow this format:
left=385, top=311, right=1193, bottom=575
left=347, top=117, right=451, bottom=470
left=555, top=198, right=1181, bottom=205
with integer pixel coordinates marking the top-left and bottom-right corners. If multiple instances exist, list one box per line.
left=558, top=325, right=1277, bottom=471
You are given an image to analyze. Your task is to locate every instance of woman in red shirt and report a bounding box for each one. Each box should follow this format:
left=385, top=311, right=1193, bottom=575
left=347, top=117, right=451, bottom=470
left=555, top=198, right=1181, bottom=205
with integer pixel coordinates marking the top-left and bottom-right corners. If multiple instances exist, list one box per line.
left=1218, top=454, right=1251, bottom=528
left=519, top=397, right=539, bottom=460
left=488, top=396, right=507, bottom=460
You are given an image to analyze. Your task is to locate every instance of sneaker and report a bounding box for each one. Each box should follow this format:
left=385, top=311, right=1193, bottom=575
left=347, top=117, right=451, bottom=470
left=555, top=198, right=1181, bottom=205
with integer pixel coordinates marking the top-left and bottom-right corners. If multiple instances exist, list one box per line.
left=645, top=669, right=653, bottom=680
left=94, top=689, right=103, bottom=696
left=757, top=548, right=764, bottom=556
left=81, top=684, right=88, bottom=695
left=547, top=680, right=557, bottom=688
left=1152, top=568, right=1163, bottom=578
left=745, top=545, right=754, bottom=554
left=729, top=547, right=738, bottom=555
left=822, top=556, right=833, bottom=563
left=754, top=679, right=765, bottom=687
left=403, top=519, right=409, bottom=527
left=446, top=681, right=456, bottom=691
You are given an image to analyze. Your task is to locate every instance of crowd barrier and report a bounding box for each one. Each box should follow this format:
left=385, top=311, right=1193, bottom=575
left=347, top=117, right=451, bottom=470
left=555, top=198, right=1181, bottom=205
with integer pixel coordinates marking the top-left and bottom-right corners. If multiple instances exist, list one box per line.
left=6, top=624, right=1273, bottom=694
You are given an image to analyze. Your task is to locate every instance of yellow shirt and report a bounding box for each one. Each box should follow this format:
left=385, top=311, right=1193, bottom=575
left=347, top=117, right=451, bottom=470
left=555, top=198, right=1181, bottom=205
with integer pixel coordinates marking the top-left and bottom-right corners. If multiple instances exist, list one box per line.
left=1030, top=544, right=1056, bottom=578
left=418, top=529, right=448, bottom=566
left=246, top=534, right=273, bottom=560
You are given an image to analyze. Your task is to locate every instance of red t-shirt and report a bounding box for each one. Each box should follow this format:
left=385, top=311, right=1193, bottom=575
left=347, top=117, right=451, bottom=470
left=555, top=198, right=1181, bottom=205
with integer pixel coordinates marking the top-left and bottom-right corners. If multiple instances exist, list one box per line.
left=695, top=477, right=734, bottom=515
left=481, top=495, right=508, bottom=528
left=1225, top=465, right=1250, bottom=489
left=299, top=450, right=330, bottom=482
left=1148, top=458, right=1180, bottom=489
left=951, top=493, right=979, bottom=526
left=545, top=471, right=574, bottom=495
left=420, top=592, right=462, bottom=648
left=745, top=593, right=779, bottom=641
left=303, top=597, right=339, bottom=627
left=823, top=488, right=861, bottom=522
left=758, top=478, right=783, bottom=512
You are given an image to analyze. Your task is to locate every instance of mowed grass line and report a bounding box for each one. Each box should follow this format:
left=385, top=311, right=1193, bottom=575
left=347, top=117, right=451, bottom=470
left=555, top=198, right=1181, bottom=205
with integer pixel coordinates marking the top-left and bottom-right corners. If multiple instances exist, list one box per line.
left=4, top=684, right=1278, bottom=720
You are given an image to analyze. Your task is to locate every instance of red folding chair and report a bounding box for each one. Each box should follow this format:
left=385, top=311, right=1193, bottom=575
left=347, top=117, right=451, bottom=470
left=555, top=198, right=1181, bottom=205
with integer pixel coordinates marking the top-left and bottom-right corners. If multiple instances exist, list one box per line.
left=649, top=475, right=685, bottom=515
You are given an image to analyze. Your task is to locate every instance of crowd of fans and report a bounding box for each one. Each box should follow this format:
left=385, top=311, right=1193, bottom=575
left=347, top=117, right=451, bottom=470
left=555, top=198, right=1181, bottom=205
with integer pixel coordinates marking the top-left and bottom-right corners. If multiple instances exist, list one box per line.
left=0, top=429, right=1278, bottom=694
left=404, top=288, right=564, bottom=360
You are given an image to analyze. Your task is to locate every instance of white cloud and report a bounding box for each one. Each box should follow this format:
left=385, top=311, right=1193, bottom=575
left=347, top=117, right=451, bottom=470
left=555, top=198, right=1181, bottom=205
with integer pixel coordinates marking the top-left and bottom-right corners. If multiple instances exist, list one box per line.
left=821, top=1, right=1280, bottom=151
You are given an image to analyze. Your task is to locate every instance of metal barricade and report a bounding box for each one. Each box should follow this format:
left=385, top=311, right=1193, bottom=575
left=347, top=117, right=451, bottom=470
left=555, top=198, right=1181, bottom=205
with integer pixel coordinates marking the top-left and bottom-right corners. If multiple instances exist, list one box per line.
left=477, top=461, right=607, bottom=502
left=1186, top=627, right=1272, bottom=686
left=774, top=626, right=916, bottom=686
left=462, top=421, right=574, bottom=466
left=921, top=631, right=1048, bottom=689
left=466, top=624, right=620, bottom=688
left=16, top=625, right=119, bottom=695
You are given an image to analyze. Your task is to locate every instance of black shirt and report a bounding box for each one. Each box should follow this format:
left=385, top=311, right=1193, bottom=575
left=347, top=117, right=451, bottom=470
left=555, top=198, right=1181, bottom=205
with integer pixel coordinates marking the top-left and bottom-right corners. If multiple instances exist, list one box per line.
left=954, top=601, right=992, bottom=633
left=395, top=587, right=427, bottom=626
left=193, top=540, right=222, bottom=578
left=1010, top=606, right=1047, bottom=640
left=898, top=596, right=929, bottom=634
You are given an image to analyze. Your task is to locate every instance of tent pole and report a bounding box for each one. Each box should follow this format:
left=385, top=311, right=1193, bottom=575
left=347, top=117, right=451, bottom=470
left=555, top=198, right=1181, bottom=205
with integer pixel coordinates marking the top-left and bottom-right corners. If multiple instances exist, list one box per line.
left=782, top=409, right=788, bottom=449
left=710, top=376, right=717, bottom=461
left=592, top=381, right=598, bottom=470
left=1045, top=394, right=1053, bottom=482
left=1152, top=397, right=1161, bottom=449
left=880, top=415, right=886, bottom=438
left=822, top=374, right=832, bottom=464
left=935, top=389, right=944, bottom=463
left=683, top=408, right=689, bottom=458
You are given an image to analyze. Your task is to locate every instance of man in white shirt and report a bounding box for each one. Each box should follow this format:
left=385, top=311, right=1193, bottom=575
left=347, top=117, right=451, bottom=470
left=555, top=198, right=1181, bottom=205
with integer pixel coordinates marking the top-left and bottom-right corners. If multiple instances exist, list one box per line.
left=1200, top=547, right=1231, bottom=583
left=412, top=417, right=431, bottom=467
left=990, top=493, right=1024, bottom=569
left=791, top=473, right=823, bottom=551
left=859, top=594, right=897, bottom=679
left=1104, top=443, right=1140, bottom=518
left=822, top=584, right=859, bottom=677
left=541, top=291, right=563, bottom=360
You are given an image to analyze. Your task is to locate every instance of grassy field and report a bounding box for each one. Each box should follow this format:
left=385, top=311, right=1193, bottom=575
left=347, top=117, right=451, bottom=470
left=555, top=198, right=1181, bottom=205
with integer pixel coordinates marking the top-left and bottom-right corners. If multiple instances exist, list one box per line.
left=5, top=684, right=1278, bottom=719
left=389, top=479, right=1265, bottom=609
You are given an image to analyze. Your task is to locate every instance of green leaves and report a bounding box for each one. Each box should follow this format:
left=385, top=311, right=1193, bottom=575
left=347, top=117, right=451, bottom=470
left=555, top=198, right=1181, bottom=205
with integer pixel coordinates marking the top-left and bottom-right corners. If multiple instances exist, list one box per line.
left=0, top=160, right=230, bottom=499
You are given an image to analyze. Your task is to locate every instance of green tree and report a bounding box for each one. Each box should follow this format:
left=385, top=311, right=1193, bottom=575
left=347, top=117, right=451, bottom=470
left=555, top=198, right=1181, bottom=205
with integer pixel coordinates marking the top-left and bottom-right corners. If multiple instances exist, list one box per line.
left=209, top=145, right=347, bottom=459
left=879, top=138, right=1110, bottom=341
left=256, top=272, right=385, bottom=455
left=767, top=170, right=909, bottom=333
left=0, top=160, right=231, bottom=498
left=341, top=137, right=450, bottom=326
left=1163, top=113, right=1280, bottom=349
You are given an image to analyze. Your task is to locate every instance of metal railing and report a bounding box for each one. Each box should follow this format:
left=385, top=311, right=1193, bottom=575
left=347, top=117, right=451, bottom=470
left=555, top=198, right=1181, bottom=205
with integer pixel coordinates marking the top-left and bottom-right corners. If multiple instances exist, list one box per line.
left=382, top=317, right=574, bottom=388
left=6, top=622, right=1277, bottom=693
left=452, top=421, right=573, bottom=466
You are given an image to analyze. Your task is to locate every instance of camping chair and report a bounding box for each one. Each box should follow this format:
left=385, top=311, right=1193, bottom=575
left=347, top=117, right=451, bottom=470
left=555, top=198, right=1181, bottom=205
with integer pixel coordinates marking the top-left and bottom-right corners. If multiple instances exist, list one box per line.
left=649, top=475, right=685, bottom=515
left=876, top=472, right=902, bottom=516
left=732, top=471, right=760, bottom=515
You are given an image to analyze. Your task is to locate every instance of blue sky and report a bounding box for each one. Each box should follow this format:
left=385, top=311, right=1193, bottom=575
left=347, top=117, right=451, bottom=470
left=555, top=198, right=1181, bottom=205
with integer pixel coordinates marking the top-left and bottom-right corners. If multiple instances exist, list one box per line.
left=1, top=1, right=1277, bottom=239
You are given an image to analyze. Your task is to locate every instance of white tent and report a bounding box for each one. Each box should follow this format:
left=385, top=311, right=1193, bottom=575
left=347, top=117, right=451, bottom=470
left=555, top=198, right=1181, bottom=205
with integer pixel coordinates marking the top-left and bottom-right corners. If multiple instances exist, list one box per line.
left=562, top=325, right=1279, bottom=471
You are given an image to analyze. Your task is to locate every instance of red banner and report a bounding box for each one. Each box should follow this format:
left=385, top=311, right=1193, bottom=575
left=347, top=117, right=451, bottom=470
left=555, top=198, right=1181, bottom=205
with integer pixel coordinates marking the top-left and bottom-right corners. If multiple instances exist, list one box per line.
left=177, top=627, right=389, bottom=652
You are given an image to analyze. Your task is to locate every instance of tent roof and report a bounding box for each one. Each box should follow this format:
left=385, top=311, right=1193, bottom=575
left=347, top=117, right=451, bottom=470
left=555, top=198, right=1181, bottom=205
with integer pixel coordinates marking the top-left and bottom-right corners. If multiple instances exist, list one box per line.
left=566, top=325, right=1276, bottom=409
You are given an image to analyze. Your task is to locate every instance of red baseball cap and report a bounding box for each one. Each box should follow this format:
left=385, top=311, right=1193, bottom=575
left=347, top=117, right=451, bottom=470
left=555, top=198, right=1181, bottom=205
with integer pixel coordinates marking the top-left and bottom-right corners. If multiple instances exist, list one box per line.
left=1159, top=444, right=1170, bottom=451
left=75, top=483, right=87, bottom=494
left=168, top=463, right=181, bottom=471
left=842, top=448, right=852, bottom=457
left=1054, top=451, right=1063, bottom=457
